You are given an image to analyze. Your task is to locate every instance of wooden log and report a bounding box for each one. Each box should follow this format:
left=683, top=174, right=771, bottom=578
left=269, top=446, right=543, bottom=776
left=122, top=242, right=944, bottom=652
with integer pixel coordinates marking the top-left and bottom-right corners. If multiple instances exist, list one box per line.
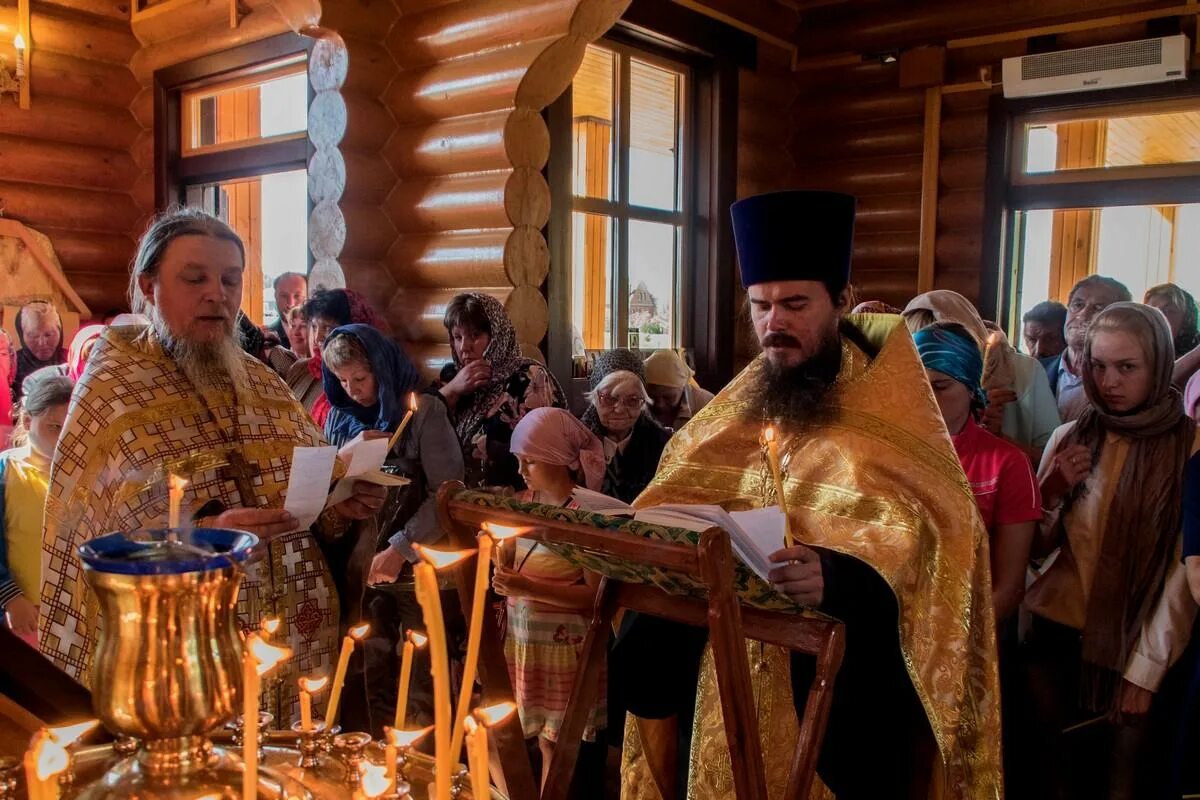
left=569, top=0, right=633, bottom=40
left=386, top=0, right=575, bottom=70
left=935, top=229, right=983, bottom=269
left=342, top=150, right=396, bottom=205
left=402, top=341, right=455, bottom=381
left=846, top=270, right=918, bottom=308
left=937, top=190, right=985, bottom=231
left=318, top=0, right=400, bottom=41
left=130, top=87, right=155, bottom=130
left=309, top=33, right=349, bottom=93
left=792, top=88, right=925, bottom=129
left=0, top=181, right=140, bottom=232
left=739, top=141, right=789, bottom=185
left=791, top=121, right=923, bottom=162
left=851, top=232, right=919, bottom=272
left=309, top=89, right=348, bottom=149
left=0, top=5, right=138, bottom=65
left=792, top=59, right=896, bottom=92
left=268, top=0, right=321, bottom=30
left=132, top=0, right=238, bottom=47
left=383, top=38, right=555, bottom=124
left=739, top=65, right=798, bottom=108
left=340, top=258, right=399, bottom=309
left=390, top=287, right=515, bottom=343
left=340, top=201, right=397, bottom=261
left=507, top=284, right=548, bottom=344
left=63, top=271, right=127, bottom=316
left=28, top=49, right=140, bottom=109
left=309, top=256, right=347, bottom=293
left=515, top=36, right=586, bottom=110
left=42, top=0, right=129, bottom=22
left=394, top=0, right=459, bottom=14
left=387, top=229, right=513, bottom=289
left=384, top=169, right=549, bottom=233
left=386, top=108, right=549, bottom=178
left=131, top=176, right=155, bottom=221
left=941, top=90, right=991, bottom=115
left=941, top=113, right=988, bottom=151
left=505, top=225, right=551, bottom=287
left=46, top=229, right=135, bottom=275
left=0, top=135, right=139, bottom=193
left=930, top=269, right=981, bottom=304
left=130, top=5, right=288, bottom=83
left=341, top=36, right=395, bottom=98
left=309, top=198, right=346, bottom=261
left=939, top=149, right=987, bottom=191
left=854, top=193, right=921, bottom=233
left=308, top=147, right=347, bottom=205
left=792, top=154, right=923, bottom=195
left=341, top=90, right=391, bottom=153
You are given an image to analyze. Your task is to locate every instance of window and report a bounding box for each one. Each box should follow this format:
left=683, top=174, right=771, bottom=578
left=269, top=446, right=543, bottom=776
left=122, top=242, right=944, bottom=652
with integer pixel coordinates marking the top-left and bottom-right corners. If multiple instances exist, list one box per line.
left=569, top=43, right=689, bottom=352
left=158, top=37, right=312, bottom=325
left=993, top=91, right=1200, bottom=328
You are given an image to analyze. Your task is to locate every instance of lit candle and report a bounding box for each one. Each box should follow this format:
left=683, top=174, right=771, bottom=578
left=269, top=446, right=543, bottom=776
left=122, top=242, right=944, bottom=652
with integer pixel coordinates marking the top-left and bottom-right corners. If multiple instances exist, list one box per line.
left=167, top=474, right=188, bottom=533
left=261, top=617, right=281, bottom=637
left=469, top=702, right=516, bottom=799
left=450, top=524, right=523, bottom=758
left=299, top=675, right=328, bottom=733
left=387, top=393, right=419, bottom=453
left=387, top=725, right=433, bottom=794
left=243, top=634, right=292, bottom=800
left=763, top=427, right=794, bottom=548
left=413, top=545, right=472, bottom=800
left=13, top=33, right=24, bottom=80
left=982, top=331, right=1001, bottom=387
left=393, top=630, right=428, bottom=730
left=356, top=761, right=390, bottom=800
left=325, top=622, right=370, bottom=727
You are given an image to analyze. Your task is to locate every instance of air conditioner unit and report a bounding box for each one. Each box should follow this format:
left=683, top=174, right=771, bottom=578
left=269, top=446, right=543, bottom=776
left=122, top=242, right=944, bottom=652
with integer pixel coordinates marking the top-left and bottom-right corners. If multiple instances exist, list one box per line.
left=1002, top=35, right=1189, bottom=98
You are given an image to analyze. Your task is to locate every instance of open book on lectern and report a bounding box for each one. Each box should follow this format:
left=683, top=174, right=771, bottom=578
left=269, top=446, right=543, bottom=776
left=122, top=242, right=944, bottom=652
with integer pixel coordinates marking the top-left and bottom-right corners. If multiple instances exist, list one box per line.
left=569, top=487, right=787, bottom=584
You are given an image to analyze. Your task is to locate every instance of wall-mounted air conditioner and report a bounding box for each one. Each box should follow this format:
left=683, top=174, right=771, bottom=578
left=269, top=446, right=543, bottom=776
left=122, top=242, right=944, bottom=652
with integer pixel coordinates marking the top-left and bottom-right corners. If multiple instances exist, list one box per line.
left=1002, top=34, right=1189, bottom=99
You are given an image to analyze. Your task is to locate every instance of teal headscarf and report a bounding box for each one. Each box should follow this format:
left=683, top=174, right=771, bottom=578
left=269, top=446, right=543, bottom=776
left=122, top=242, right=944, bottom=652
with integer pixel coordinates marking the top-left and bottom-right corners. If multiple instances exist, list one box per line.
left=913, top=325, right=987, bottom=408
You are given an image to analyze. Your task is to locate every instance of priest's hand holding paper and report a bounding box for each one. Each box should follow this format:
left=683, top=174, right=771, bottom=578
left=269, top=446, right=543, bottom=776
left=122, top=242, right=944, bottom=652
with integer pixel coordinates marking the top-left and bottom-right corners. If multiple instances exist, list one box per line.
left=332, top=482, right=387, bottom=520
left=767, top=544, right=825, bottom=607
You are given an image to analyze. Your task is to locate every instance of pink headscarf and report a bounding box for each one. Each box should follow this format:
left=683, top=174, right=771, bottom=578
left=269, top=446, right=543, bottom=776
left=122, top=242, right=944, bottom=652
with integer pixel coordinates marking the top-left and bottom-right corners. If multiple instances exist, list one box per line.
left=68, top=325, right=106, bottom=381
left=510, top=407, right=606, bottom=492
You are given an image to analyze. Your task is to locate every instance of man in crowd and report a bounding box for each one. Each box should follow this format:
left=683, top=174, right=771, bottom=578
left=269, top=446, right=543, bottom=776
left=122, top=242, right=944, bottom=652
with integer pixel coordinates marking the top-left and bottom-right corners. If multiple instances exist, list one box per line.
left=269, top=271, right=308, bottom=350
left=1023, top=300, right=1068, bottom=373
left=618, top=190, right=1000, bottom=800
left=12, top=300, right=66, bottom=401
left=1045, top=275, right=1131, bottom=421
left=39, top=209, right=384, bottom=713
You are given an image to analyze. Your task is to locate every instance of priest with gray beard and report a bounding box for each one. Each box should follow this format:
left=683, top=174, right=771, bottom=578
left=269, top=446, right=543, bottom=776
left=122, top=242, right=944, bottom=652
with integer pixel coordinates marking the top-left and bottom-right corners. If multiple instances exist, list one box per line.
left=39, top=208, right=386, bottom=721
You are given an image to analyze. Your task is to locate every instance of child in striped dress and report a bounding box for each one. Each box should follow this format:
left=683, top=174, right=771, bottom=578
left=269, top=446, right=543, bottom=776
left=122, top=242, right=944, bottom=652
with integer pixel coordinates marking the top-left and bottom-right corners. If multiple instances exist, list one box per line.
left=491, top=407, right=609, bottom=788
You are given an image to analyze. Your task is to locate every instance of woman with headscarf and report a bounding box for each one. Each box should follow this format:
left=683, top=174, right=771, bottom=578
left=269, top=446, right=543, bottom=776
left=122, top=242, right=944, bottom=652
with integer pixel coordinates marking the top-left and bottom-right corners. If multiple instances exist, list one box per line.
left=0, top=330, right=13, bottom=447
left=581, top=349, right=671, bottom=504
left=288, top=289, right=389, bottom=426
left=905, top=289, right=1060, bottom=457
left=1144, top=283, right=1200, bottom=389
left=915, top=323, right=1040, bottom=625
left=437, top=292, right=565, bottom=489
left=1022, top=302, right=1199, bottom=799
left=491, top=407, right=609, bottom=787
left=643, top=350, right=716, bottom=432
left=11, top=301, right=66, bottom=402
left=66, top=325, right=105, bottom=382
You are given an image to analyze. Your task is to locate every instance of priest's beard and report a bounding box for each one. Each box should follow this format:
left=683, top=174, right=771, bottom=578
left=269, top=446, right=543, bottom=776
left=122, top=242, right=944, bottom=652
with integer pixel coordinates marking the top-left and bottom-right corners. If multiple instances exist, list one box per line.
left=149, top=307, right=246, bottom=391
left=749, top=325, right=842, bottom=425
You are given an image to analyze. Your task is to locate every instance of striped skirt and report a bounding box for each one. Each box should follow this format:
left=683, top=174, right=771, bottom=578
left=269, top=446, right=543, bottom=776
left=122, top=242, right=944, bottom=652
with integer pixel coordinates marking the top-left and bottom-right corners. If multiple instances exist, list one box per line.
left=503, top=598, right=607, bottom=742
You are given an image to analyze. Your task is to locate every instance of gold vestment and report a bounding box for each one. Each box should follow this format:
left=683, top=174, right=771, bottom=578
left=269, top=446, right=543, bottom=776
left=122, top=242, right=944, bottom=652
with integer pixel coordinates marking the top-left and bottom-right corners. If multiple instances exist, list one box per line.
left=621, top=315, right=1002, bottom=800
left=39, top=326, right=343, bottom=721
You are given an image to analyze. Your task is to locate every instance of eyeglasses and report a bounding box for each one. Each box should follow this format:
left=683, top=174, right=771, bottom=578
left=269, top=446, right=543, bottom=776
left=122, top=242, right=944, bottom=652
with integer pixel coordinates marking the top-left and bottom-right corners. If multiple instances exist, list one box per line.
left=597, top=391, right=644, bottom=411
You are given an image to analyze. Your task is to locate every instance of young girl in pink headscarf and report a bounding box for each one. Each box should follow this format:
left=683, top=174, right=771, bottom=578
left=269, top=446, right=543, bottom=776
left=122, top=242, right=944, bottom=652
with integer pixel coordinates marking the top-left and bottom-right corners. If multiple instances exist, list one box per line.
left=491, top=407, right=610, bottom=787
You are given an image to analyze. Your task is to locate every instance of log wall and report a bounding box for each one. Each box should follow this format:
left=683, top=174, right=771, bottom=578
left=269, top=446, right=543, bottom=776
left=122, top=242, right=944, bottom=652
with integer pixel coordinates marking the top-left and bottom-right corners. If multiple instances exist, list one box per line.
left=0, top=0, right=140, bottom=314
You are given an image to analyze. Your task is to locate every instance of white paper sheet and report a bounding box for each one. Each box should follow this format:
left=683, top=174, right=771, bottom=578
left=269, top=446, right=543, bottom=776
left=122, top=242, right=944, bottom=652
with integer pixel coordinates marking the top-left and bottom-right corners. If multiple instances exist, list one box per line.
left=338, top=433, right=390, bottom=478
left=283, top=445, right=338, bottom=532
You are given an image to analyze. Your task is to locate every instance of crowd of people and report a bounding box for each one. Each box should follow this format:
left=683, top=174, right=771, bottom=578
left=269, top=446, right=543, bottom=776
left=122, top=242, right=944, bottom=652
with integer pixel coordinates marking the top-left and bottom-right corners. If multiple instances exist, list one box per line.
left=1, top=196, right=1199, bottom=799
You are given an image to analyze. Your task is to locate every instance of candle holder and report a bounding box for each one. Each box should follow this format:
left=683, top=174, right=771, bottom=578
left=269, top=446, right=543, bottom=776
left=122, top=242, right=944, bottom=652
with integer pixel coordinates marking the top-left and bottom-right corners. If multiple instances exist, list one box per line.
left=450, top=763, right=470, bottom=798
left=333, top=732, right=372, bottom=788
left=113, top=737, right=140, bottom=758
left=291, top=720, right=332, bottom=769
left=0, top=757, right=18, bottom=800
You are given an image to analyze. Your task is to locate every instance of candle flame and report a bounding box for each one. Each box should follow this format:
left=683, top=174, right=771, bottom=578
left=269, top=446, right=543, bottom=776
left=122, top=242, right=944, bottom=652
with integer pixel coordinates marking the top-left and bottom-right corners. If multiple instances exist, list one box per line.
left=409, top=392, right=418, bottom=411
left=13, top=33, right=25, bottom=50
left=413, top=544, right=473, bottom=571
left=358, top=761, right=391, bottom=798
left=406, top=630, right=429, bottom=648
left=986, top=331, right=1002, bottom=347
left=47, top=720, right=99, bottom=746
left=249, top=635, right=292, bottom=676
left=387, top=725, right=433, bottom=747
left=463, top=715, right=479, bottom=735
left=261, top=617, right=281, bottom=635
left=349, top=622, right=371, bottom=640
left=763, top=426, right=776, bottom=444
left=33, top=733, right=69, bottom=781
left=473, top=701, right=517, bottom=728
left=482, top=523, right=527, bottom=541
left=299, top=675, right=329, bottom=694
left=168, top=473, right=188, bottom=492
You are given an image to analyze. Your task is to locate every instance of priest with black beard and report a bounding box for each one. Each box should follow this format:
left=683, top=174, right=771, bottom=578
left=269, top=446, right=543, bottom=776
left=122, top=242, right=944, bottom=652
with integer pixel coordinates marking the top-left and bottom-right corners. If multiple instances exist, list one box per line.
left=615, top=190, right=1002, bottom=800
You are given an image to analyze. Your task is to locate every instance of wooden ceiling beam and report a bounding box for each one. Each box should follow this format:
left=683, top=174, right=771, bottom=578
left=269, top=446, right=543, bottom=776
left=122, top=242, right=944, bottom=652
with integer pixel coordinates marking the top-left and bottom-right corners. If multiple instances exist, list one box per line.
left=669, top=0, right=799, bottom=61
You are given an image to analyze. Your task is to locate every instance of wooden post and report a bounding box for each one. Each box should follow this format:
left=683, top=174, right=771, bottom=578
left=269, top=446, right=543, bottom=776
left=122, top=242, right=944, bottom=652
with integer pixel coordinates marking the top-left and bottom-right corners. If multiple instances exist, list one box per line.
left=17, top=0, right=29, bottom=110
left=917, top=87, right=941, bottom=294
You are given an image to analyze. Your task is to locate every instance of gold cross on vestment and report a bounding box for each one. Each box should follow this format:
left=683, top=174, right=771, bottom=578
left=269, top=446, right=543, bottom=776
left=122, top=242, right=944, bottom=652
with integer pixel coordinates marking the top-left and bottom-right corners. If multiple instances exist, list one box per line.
left=221, top=449, right=261, bottom=507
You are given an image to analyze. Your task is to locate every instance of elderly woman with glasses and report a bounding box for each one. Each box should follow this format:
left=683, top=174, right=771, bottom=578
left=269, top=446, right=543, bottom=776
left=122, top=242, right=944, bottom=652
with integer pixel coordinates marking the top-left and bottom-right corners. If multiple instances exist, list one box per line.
left=581, top=349, right=671, bottom=504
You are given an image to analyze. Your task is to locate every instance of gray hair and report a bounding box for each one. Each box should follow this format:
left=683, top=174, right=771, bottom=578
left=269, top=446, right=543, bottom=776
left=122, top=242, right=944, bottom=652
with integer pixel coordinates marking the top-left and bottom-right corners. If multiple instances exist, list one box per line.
left=128, top=208, right=245, bottom=313
left=584, top=369, right=650, bottom=407
left=274, top=271, right=307, bottom=289
left=21, top=369, right=74, bottom=417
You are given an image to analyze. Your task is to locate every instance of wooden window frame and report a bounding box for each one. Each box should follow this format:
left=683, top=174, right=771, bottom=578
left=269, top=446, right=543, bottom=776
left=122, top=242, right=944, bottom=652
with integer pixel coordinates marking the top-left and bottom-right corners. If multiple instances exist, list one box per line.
left=546, top=0, right=753, bottom=393
left=982, top=77, right=1200, bottom=330
left=180, top=57, right=308, bottom=158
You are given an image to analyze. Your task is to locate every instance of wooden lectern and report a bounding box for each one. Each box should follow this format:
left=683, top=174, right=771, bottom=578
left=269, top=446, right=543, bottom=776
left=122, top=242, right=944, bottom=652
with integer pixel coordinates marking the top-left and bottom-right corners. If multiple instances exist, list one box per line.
left=437, top=484, right=845, bottom=800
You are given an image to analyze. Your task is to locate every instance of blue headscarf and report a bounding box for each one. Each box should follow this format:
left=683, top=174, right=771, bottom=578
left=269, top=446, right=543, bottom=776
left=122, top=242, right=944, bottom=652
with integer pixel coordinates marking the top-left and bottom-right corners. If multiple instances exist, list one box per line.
left=322, top=324, right=421, bottom=446
left=913, top=325, right=988, bottom=408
